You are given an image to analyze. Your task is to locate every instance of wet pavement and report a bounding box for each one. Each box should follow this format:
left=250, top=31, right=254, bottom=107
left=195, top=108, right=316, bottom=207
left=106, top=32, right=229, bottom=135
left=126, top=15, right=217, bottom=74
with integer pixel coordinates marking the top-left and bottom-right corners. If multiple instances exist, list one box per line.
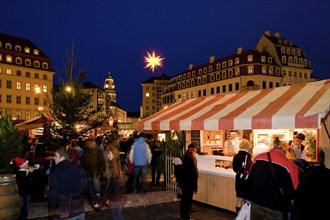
left=29, top=168, right=236, bottom=220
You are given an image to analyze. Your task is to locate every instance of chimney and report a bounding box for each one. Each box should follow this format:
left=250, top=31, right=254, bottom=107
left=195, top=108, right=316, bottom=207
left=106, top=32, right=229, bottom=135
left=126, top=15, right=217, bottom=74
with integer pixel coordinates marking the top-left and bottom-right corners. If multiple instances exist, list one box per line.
left=274, top=32, right=280, bottom=38
left=209, top=56, right=215, bottom=63
left=237, top=47, right=243, bottom=55
left=189, top=64, right=194, bottom=70
left=265, top=31, right=271, bottom=37
left=257, top=46, right=263, bottom=53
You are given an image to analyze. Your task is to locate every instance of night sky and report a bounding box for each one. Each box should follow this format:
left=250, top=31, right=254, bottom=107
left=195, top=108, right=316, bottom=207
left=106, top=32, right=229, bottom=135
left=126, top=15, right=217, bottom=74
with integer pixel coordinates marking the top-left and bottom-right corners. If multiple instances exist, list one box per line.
left=1, top=1, right=329, bottom=112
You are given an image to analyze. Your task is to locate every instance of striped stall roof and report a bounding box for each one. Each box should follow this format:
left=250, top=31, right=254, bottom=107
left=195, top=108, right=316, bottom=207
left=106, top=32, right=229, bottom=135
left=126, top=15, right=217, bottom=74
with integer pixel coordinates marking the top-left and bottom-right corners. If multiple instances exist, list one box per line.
left=138, top=79, right=330, bottom=131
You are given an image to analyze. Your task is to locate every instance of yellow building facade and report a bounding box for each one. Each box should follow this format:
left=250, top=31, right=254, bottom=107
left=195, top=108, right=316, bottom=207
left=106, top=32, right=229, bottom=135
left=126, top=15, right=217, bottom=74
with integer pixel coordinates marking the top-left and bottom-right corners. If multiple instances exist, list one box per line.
left=0, top=33, right=54, bottom=120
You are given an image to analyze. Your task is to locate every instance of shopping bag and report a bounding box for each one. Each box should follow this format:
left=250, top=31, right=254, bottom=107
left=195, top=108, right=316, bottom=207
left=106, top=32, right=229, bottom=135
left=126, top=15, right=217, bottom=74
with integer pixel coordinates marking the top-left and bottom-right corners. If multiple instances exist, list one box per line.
left=236, top=201, right=251, bottom=220
left=125, top=158, right=134, bottom=174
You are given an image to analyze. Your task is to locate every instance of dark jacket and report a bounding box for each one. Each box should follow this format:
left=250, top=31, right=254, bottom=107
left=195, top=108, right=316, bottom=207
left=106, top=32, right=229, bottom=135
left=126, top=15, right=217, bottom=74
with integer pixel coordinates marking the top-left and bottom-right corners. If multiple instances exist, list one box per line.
left=181, top=154, right=198, bottom=192
left=48, top=160, right=86, bottom=219
left=293, top=164, right=330, bottom=220
left=247, top=148, right=299, bottom=213
left=15, top=168, right=34, bottom=196
left=232, top=150, right=252, bottom=198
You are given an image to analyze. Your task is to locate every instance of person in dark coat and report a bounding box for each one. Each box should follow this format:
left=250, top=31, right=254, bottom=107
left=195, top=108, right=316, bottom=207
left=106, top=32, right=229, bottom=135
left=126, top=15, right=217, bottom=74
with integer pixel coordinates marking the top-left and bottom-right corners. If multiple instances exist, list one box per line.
left=247, top=138, right=300, bottom=220
left=11, top=157, right=39, bottom=220
left=232, top=139, right=252, bottom=213
left=292, top=147, right=330, bottom=220
left=180, top=147, right=198, bottom=220
left=150, top=140, right=162, bottom=186
left=48, top=147, right=87, bottom=220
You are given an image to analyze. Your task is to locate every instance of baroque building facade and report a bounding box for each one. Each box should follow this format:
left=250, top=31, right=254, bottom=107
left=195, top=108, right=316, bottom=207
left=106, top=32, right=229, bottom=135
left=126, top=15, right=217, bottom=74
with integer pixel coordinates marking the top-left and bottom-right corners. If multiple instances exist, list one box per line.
left=0, top=33, right=54, bottom=120
left=159, top=31, right=316, bottom=111
left=140, top=74, right=171, bottom=118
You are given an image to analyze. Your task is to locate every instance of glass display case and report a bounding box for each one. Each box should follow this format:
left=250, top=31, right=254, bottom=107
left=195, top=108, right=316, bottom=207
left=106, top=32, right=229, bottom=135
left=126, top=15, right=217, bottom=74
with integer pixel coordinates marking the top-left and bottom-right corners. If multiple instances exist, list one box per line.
left=200, top=130, right=224, bottom=155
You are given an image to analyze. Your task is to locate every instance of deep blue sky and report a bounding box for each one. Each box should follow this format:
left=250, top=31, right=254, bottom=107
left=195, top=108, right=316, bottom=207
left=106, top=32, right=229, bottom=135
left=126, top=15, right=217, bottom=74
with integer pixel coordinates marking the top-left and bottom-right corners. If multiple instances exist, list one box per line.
left=1, top=1, right=329, bottom=112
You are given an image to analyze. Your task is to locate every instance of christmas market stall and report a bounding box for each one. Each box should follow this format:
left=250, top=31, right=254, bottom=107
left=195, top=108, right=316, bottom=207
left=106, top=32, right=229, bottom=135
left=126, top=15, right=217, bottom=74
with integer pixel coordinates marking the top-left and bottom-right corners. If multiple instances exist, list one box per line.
left=137, top=79, right=330, bottom=212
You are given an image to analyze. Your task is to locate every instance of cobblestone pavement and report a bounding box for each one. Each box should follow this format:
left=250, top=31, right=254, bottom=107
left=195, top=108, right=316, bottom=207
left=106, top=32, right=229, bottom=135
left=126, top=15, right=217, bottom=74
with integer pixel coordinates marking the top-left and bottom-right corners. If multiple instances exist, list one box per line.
left=29, top=167, right=236, bottom=220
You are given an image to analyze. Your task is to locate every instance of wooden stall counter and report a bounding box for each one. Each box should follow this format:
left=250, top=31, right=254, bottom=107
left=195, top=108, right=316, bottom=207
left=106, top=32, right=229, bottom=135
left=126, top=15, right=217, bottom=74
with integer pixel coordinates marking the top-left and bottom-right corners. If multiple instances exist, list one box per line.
left=193, top=155, right=236, bottom=213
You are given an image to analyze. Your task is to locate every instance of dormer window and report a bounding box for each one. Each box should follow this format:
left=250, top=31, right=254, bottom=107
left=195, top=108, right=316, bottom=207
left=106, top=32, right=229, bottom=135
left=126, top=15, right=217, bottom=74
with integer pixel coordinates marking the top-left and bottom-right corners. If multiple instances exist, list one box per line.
left=268, top=57, right=273, bottom=64
left=286, top=48, right=290, bottom=55
left=6, top=55, right=13, bottom=63
left=203, top=67, right=207, bottom=73
left=216, top=63, right=221, bottom=70
left=25, top=59, right=31, bottom=66
left=42, top=62, right=49, bottom=69
left=209, top=66, right=213, bottom=72
left=33, top=49, right=39, bottom=55
left=281, top=47, right=285, bottom=54
left=247, top=55, right=253, bottom=62
left=34, top=61, right=40, bottom=68
left=279, top=39, right=283, bottom=44
left=16, top=57, right=22, bottom=65
left=5, top=43, right=12, bottom=50
left=24, top=47, right=30, bottom=53
left=15, top=45, right=21, bottom=52
left=228, top=60, right=233, bottom=66
left=261, top=56, right=266, bottom=63
left=235, top=58, right=240, bottom=65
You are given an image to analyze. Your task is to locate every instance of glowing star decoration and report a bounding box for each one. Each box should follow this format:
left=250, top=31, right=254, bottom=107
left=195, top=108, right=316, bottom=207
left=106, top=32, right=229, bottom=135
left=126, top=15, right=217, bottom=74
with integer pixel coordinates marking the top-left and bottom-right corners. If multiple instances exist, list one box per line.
left=34, top=86, right=41, bottom=94
left=144, top=50, right=164, bottom=73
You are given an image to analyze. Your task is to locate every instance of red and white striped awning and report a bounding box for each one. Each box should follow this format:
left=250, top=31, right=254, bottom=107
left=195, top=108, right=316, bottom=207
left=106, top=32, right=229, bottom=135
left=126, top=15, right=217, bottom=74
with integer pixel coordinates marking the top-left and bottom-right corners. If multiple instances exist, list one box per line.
left=138, top=79, right=330, bottom=131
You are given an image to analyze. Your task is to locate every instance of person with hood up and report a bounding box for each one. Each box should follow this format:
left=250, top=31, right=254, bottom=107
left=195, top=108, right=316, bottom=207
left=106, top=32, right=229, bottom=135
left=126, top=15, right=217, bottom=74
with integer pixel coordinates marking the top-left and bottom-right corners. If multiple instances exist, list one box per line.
left=129, top=133, right=152, bottom=194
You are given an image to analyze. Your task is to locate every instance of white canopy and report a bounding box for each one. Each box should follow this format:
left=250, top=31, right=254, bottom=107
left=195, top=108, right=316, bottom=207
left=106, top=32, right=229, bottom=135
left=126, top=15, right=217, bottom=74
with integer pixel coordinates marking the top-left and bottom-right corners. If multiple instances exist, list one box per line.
left=138, top=79, right=330, bottom=131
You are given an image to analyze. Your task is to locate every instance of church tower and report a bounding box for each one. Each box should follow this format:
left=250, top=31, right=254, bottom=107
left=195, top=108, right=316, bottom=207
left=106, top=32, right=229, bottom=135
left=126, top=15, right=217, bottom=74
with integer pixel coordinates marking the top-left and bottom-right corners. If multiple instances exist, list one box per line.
left=104, top=71, right=117, bottom=103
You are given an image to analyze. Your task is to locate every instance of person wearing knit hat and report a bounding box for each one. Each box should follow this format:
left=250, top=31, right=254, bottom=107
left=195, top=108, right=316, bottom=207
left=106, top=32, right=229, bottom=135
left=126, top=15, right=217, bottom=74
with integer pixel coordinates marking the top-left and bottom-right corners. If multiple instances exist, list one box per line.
left=11, top=157, right=29, bottom=168
left=11, top=157, right=39, bottom=220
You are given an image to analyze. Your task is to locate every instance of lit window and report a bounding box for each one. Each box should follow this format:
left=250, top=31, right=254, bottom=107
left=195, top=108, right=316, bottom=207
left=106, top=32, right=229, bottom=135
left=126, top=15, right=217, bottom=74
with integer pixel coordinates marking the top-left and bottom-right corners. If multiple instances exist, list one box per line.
left=42, top=85, right=48, bottom=92
left=6, top=69, right=12, bottom=75
left=146, top=93, right=150, bottom=97
left=261, top=56, right=266, bottom=63
left=235, top=68, right=240, bottom=76
left=235, top=58, right=239, bottom=65
left=16, top=82, right=22, bottom=90
left=228, top=60, right=233, bottom=66
left=248, top=55, right=253, bottom=62
left=248, top=66, right=254, bottom=74
left=26, top=83, right=31, bottom=91
left=6, top=55, right=13, bottom=63
left=33, top=49, right=39, bottom=55
left=24, top=47, right=30, bottom=53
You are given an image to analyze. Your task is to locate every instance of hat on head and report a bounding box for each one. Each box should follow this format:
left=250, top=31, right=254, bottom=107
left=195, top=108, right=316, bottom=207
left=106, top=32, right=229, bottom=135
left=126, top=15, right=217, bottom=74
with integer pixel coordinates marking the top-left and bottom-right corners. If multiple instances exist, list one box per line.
left=11, top=157, right=29, bottom=168
left=295, top=133, right=305, bottom=141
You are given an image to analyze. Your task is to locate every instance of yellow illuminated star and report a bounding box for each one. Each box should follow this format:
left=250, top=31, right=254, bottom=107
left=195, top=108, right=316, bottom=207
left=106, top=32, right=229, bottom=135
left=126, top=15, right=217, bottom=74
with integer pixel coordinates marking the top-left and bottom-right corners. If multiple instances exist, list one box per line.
left=144, top=50, right=164, bottom=73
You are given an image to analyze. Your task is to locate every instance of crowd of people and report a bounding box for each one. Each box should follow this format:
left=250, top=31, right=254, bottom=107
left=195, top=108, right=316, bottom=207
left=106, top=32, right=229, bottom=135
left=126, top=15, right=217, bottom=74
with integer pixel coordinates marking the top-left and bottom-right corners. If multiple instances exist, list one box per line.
left=12, top=132, right=164, bottom=220
left=11, top=130, right=329, bottom=220
left=230, top=131, right=330, bottom=220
